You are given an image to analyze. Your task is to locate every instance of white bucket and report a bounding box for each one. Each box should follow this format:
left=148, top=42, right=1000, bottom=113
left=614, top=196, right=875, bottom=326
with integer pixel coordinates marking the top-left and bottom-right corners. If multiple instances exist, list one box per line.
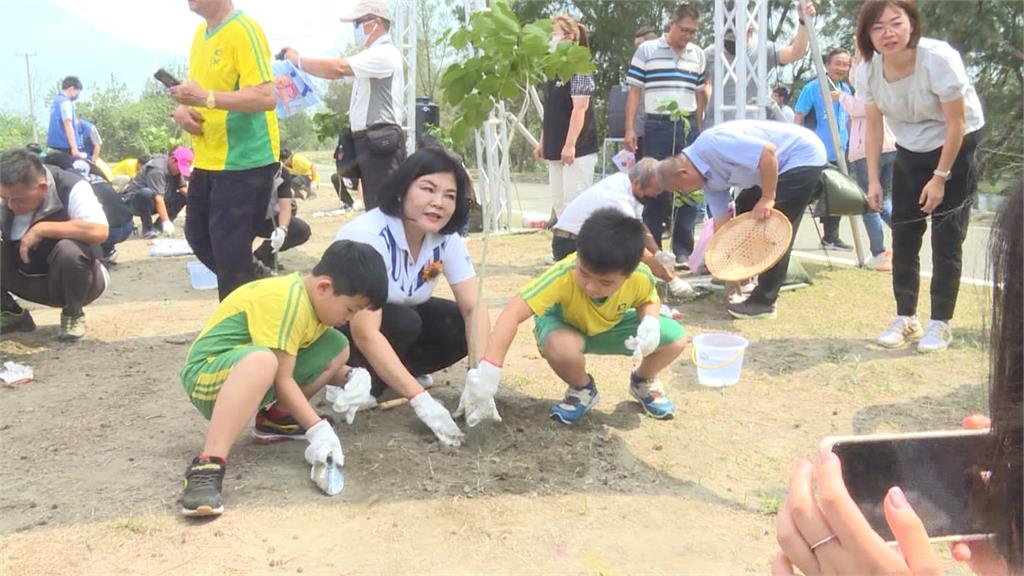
left=692, top=333, right=749, bottom=388
left=186, top=260, right=218, bottom=290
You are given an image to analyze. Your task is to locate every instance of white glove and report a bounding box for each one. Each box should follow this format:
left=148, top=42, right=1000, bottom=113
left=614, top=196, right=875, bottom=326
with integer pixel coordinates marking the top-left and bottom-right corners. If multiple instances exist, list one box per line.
left=667, top=277, right=695, bottom=299
left=270, top=226, right=287, bottom=252
left=161, top=219, right=175, bottom=235
left=454, top=360, right=503, bottom=427
left=409, top=391, right=464, bottom=447
left=653, top=251, right=675, bottom=270
left=624, top=315, right=661, bottom=357
left=324, top=367, right=377, bottom=424
left=304, top=418, right=344, bottom=466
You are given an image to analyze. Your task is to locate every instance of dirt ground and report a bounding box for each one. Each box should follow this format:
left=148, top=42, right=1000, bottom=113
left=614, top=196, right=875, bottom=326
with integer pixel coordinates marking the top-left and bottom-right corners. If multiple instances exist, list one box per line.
left=0, top=192, right=991, bottom=575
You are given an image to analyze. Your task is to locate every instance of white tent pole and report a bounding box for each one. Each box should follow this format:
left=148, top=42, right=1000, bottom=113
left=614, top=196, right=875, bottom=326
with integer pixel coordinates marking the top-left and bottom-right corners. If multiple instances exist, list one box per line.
left=801, top=0, right=868, bottom=265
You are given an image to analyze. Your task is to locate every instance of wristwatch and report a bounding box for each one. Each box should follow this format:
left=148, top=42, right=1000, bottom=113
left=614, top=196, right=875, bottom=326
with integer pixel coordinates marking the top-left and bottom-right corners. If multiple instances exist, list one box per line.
left=933, top=169, right=952, bottom=181
left=205, top=90, right=216, bottom=109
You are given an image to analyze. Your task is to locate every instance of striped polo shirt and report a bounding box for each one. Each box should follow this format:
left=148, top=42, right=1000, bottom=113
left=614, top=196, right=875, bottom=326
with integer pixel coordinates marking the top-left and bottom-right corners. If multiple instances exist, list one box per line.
left=627, top=36, right=706, bottom=115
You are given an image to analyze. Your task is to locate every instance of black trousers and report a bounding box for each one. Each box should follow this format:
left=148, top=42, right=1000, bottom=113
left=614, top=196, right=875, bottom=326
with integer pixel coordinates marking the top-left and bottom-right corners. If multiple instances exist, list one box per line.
left=127, top=188, right=186, bottom=231
left=551, top=235, right=577, bottom=261
left=821, top=215, right=842, bottom=242
left=341, top=298, right=467, bottom=397
left=184, top=164, right=276, bottom=301
left=891, top=132, right=979, bottom=321
left=1, top=239, right=105, bottom=316
left=734, top=165, right=825, bottom=305
left=638, top=117, right=701, bottom=251
left=165, top=190, right=187, bottom=222
left=330, top=173, right=356, bottom=208
left=253, top=217, right=311, bottom=261
left=352, top=127, right=406, bottom=211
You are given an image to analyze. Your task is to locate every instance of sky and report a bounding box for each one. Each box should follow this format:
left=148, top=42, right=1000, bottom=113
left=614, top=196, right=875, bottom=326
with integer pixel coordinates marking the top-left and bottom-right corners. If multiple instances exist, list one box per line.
left=0, top=0, right=361, bottom=119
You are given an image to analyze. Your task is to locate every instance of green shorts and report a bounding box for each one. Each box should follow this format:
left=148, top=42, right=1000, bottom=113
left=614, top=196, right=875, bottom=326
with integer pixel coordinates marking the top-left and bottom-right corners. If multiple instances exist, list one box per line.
left=533, top=309, right=686, bottom=356
left=181, top=329, right=348, bottom=419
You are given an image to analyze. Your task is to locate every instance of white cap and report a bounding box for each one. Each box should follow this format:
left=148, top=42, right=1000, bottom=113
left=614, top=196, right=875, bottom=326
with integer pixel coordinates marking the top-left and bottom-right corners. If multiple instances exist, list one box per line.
left=339, top=0, right=391, bottom=22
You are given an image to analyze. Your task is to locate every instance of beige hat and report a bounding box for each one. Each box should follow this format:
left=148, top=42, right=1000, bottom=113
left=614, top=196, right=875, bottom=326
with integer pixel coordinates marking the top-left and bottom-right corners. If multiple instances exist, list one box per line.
left=340, top=0, right=391, bottom=22
left=704, top=209, right=793, bottom=282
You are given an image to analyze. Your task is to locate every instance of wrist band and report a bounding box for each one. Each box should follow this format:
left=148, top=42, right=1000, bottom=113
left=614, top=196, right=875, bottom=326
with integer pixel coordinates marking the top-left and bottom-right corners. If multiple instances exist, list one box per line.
left=297, top=56, right=304, bottom=71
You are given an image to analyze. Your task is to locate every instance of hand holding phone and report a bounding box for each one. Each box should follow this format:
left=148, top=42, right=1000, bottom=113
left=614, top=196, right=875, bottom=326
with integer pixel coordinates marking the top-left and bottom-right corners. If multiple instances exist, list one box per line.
left=154, top=68, right=181, bottom=89
left=822, top=429, right=993, bottom=542
left=773, top=451, right=947, bottom=576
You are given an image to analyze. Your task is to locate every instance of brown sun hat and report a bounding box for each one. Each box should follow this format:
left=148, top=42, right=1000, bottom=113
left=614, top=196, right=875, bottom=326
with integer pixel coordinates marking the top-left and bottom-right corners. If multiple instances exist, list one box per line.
left=704, top=209, right=793, bottom=281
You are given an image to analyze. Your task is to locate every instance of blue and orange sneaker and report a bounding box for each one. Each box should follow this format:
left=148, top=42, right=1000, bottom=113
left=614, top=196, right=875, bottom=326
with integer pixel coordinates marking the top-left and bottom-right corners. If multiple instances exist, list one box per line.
left=629, top=372, right=676, bottom=419
left=549, top=377, right=599, bottom=424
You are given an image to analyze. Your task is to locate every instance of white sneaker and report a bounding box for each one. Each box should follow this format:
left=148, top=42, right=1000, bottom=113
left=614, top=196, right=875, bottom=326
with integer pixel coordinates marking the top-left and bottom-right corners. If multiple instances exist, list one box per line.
left=877, top=315, right=923, bottom=348
left=865, top=251, right=892, bottom=271
left=917, top=320, right=952, bottom=353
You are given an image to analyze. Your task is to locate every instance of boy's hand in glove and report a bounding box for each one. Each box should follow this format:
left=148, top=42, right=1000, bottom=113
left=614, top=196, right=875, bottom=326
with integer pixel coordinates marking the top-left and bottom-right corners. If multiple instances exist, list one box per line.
left=454, top=360, right=502, bottom=427
left=410, top=391, right=464, bottom=447
left=324, top=367, right=377, bottom=424
left=304, top=419, right=343, bottom=466
left=624, top=315, right=661, bottom=357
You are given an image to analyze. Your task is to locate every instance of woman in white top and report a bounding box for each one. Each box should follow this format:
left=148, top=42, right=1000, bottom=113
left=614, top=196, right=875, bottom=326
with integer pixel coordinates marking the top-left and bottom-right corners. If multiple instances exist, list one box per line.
left=855, top=0, right=984, bottom=353
left=336, top=148, right=489, bottom=446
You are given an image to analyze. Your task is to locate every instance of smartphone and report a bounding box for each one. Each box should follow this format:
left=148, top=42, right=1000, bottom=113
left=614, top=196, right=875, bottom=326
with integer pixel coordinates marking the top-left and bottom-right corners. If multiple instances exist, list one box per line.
left=820, top=429, right=994, bottom=543
left=153, top=68, right=181, bottom=88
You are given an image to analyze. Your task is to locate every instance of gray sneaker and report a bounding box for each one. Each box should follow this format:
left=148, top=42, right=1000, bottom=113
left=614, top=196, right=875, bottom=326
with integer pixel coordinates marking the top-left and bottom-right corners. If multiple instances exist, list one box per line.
left=877, top=316, right=922, bottom=348
left=59, top=312, right=85, bottom=341
left=917, top=320, right=952, bottom=353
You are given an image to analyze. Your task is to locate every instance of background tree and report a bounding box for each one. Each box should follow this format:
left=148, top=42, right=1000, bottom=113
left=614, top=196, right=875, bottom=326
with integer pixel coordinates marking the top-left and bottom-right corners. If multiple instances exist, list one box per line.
left=74, top=76, right=185, bottom=160
left=0, top=112, right=40, bottom=149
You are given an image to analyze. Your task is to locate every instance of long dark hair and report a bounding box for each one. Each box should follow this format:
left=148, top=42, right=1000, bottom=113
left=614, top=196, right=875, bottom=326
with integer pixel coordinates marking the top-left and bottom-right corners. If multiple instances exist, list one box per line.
left=986, top=183, right=1023, bottom=570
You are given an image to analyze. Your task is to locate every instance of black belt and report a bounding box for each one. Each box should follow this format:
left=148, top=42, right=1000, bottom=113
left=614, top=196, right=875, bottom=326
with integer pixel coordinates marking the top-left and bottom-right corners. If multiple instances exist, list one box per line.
left=552, top=229, right=577, bottom=239
left=352, top=129, right=368, bottom=139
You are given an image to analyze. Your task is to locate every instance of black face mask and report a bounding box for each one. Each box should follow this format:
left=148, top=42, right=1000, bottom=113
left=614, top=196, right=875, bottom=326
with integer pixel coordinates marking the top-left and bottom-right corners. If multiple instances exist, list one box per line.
left=724, top=39, right=736, bottom=55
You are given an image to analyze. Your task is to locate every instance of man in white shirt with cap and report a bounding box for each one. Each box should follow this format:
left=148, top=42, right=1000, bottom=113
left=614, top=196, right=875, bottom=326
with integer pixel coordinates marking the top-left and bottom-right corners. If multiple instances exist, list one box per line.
left=280, top=0, right=405, bottom=211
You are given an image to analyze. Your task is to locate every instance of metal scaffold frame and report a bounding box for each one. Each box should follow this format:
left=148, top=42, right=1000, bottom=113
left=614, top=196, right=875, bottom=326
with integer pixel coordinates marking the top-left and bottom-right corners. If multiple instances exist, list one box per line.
left=712, top=0, right=770, bottom=124
left=391, top=0, right=418, bottom=153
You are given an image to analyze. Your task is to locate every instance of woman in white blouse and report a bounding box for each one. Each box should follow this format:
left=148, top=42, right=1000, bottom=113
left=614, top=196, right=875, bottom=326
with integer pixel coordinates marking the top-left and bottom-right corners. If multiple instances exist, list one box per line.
left=336, top=148, right=489, bottom=446
left=856, top=0, right=984, bottom=353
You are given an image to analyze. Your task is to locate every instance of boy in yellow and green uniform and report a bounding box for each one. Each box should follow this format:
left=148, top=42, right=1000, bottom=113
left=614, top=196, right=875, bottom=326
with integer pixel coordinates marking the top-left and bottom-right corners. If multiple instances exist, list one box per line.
left=179, top=240, right=387, bottom=518
left=463, top=208, right=687, bottom=426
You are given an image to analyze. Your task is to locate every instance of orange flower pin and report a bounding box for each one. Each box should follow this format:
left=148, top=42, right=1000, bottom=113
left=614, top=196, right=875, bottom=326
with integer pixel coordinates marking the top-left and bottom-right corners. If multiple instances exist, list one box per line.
left=422, top=260, right=443, bottom=282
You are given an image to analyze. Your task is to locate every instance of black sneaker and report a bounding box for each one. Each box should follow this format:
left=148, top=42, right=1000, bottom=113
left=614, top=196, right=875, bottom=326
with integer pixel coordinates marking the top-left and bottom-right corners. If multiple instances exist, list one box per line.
left=1, top=309, right=35, bottom=333
left=181, top=456, right=226, bottom=517
left=820, top=238, right=853, bottom=251
left=727, top=299, right=777, bottom=319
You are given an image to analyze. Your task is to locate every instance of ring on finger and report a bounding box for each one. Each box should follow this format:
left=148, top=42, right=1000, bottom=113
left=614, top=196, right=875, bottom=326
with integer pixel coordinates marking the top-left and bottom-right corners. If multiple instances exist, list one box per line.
left=810, top=534, right=838, bottom=552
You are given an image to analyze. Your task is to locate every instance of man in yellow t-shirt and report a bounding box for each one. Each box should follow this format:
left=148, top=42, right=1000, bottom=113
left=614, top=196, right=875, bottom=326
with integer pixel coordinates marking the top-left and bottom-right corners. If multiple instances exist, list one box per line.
left=170, top=0, right=279, bottom=301
left=467, top=208, right=687, bottom=426
left=280, top=148, right=320, bottom=199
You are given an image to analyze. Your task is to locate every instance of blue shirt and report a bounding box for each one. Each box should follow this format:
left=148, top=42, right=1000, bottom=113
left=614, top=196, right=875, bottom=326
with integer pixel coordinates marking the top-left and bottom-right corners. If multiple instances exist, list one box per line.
left=794, top=79, right=852, bottom=162
left=46, top=92, right=81, bottom=150
left=79, top=119, right=98, bottom=159
left=682, top=120, right=827, bottom=219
